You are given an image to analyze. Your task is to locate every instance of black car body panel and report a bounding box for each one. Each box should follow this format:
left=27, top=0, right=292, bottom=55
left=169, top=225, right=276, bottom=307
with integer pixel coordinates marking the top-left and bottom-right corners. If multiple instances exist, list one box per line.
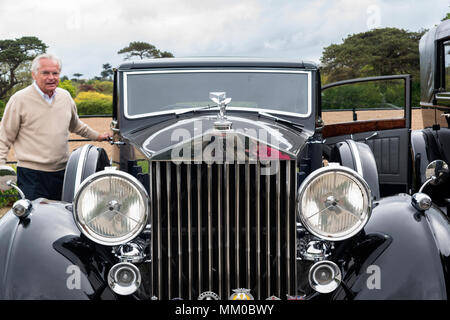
left=122, top=114, right=312, bottom=161
left=419, top=19, right=450, bottom=106
left=0, top=202, right=109, bottom=299
left=334, top=195, right=449, bottom=299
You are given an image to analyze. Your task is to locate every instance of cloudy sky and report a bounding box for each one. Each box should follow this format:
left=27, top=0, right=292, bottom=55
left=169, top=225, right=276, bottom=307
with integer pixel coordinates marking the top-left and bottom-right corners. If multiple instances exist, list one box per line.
left=0, top=0, right=448, bottom=79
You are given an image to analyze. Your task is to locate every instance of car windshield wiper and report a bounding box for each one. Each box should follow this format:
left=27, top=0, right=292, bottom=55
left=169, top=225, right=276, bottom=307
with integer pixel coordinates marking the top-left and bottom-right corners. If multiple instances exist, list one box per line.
left=128, top=105, right=217, bottom=135
left=257, top=111, right=304, bottom=132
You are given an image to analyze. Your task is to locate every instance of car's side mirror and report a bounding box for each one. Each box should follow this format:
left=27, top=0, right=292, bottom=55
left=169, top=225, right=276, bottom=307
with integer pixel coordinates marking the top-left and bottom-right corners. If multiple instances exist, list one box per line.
left=419, top=160, right=449, bottom=193
left=425, top=160, right=449, bottom=183
left=0, top=165, right=17, bottom=191
left=0, top=165, right=26, bottom=199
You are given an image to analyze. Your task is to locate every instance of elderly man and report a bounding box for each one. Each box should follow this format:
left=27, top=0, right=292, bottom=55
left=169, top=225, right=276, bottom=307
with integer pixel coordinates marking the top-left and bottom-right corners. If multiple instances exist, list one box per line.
left=0, top=53, right=110, bottom=200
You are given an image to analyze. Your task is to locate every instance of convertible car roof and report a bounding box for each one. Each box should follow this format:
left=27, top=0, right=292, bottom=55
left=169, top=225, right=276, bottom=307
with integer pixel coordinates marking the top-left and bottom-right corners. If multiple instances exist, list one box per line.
left=420, top=19, right=450, bottom=104
left=118, top=57, right=318, bottom=70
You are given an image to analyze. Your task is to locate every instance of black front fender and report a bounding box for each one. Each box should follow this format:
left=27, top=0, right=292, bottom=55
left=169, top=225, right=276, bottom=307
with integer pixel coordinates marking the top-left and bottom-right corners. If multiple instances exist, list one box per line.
left=332, top=194, right=450, bottom=299
left=0, top=200, right=117, bottom=299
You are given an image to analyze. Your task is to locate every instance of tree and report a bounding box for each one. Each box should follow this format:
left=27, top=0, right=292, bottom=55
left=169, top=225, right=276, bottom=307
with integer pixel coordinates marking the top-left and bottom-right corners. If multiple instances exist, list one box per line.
left=72, top=73, right=83, bottom=82
left=159, top=51, right=175, bottom=58
left=320, top=28, right=425, bottom=84
left=0, top=36, right=47, bottom=100
left=100, top=63, right=113, bottom=80
left=117, top=41, right=174, bottom=60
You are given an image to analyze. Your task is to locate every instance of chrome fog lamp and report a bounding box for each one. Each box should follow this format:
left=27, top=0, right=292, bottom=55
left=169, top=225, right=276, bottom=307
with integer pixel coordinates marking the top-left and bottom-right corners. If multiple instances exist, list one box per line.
left=309, top=260, right=342, bottom=293
left=12, top=199, right=32, bottom=218
left=297, top=166, right=372, bottom=241
left=73, top=170, right=149, bottom=246
left=108, top=262, right=141, bottom=295
left=411, top=193, right=432, bottom=211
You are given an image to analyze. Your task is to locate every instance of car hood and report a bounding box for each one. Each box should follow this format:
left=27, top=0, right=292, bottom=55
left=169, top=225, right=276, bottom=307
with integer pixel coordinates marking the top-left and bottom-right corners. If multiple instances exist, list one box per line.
left=121, top=114, right=312, bottom=161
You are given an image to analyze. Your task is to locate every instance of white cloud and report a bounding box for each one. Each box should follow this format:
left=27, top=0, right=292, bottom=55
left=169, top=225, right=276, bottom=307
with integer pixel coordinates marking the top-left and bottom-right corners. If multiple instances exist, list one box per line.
left=0, top=0, right=448, bottom=78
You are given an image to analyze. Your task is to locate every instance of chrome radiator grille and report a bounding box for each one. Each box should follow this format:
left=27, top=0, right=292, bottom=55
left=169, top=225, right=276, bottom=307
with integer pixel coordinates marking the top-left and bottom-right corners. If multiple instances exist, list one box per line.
left=148, top=160, right=297, bottom=300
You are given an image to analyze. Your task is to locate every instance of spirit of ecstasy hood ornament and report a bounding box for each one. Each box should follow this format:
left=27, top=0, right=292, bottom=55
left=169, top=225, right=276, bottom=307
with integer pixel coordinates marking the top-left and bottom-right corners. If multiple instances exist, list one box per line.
left=209, top=91, right=232, bottom=130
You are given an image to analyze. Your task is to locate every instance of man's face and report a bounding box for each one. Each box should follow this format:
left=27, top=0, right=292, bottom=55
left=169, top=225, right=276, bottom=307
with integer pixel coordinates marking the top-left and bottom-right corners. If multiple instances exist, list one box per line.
left=32, top=58, right=60, bottom=96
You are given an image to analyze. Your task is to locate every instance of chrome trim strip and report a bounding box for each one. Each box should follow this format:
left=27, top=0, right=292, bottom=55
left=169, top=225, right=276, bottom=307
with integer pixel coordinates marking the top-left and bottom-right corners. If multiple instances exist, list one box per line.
left=245, top=162, right=251, bottom=289
left=197, top=165, right=202, bottom=292
left=187, top=163, right=192, bottom=300
left=235, top=163, right=240, bottom=288
left=347, top=140, right=363, bottom=176
left=276, top=161, right=281, bottom=297
left=207, top=164, right=213, bottom=291
left=149, top=161, right=154, bottom=298
left=286, top=162, right=291, bottom=295
left=256, top=162, right=261, bottom=300
left=166, top=164, right=172, bottom=299
left=217, top=164, right=223, bottom=298
left=123, top=69, right=312, bottom=119
left=225, top=163, right=230, bottom=297
left=266, top=172, right=271, bottom=296
left=294, top=160, right=298, bottom=295
left=177, top=164, right=182, bottom=297
left=156, top=162, right=162, bottom=298
left=74, top=144, right=90, bottom=193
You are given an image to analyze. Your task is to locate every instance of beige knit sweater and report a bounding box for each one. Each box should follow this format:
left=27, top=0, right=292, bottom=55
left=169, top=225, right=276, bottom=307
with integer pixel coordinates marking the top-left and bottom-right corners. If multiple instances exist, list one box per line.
left=0, top=85, right=100, bottom=171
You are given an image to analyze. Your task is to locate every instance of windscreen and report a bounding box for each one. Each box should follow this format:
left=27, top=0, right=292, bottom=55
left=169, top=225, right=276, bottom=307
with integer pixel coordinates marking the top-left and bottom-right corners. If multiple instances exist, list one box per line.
left=125, top=70, right=310, bottom=117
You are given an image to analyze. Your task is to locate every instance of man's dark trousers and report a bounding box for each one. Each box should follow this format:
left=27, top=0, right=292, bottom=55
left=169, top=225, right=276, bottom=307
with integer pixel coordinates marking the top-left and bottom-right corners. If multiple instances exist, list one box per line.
left=17, top=167, right=65, bottom=201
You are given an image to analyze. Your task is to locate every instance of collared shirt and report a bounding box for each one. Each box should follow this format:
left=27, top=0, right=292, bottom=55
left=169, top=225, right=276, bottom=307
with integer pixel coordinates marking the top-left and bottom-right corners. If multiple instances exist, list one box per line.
left=33, top=81, right=57, bottom=104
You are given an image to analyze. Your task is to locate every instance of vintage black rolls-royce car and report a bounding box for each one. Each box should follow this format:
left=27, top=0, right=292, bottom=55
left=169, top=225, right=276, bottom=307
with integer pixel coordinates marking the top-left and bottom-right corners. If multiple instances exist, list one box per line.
left=1, top=30, right=450, bottom=299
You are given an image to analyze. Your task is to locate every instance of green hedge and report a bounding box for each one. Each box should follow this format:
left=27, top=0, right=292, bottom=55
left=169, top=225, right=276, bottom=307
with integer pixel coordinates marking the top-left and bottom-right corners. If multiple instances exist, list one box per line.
left=0, top=189, right=18, bottom=208
left=59, top=80, right=77, bottom=98
left=90, top=80, right=113, bottom=95
left=0, top=165, right=18, bottom=208
left=74, top=91, right=112, bottom=115
left=0, top=100, right=5, bottom=117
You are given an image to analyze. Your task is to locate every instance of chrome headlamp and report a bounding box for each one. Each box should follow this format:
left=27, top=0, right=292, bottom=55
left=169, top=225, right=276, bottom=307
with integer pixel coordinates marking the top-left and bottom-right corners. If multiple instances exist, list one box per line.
left=297, top=165, right=372, bottom=241
left=73, top=169, right=149, bottom=246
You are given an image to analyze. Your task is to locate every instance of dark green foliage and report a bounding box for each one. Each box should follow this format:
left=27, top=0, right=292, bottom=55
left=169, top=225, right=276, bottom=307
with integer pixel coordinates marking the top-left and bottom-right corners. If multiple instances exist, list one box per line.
left=322, top=80, right=405, bottom=110
left=91, top=80, right=113, bottom=94
left=0, top=99, right=5, bottom=117
left=0, top=36, right=47, bottom=100
left=321, top=28, right=425, bottom=107
left=321, top=28, right=424, bottom=82
left=100, top=63, right=113, bottom=80
left=0, top=189, right=18, bottom=208
left=0, top=165, right=18, bottom=208
left=118, top=41, right=174, bottom=60
left=58, top=80, right=77, bottom=98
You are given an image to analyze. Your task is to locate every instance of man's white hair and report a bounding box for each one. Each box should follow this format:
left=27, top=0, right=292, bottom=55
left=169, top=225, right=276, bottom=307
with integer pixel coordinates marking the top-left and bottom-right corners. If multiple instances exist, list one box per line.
left=31, top=53, right=62, bottom=74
